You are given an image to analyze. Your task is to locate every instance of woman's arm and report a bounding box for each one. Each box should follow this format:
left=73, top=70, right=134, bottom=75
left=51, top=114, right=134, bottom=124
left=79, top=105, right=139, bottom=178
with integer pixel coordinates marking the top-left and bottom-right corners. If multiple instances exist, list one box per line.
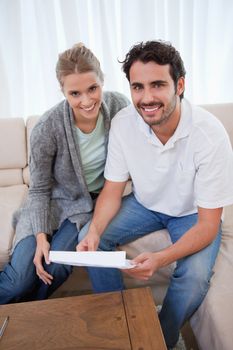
left=28, top=118, right=57, bottom=282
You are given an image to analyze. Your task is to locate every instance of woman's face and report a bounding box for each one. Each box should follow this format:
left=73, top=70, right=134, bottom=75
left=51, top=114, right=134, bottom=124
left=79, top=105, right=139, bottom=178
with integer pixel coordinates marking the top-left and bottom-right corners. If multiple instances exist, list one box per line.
left=62, top=71, right=103, bottom=123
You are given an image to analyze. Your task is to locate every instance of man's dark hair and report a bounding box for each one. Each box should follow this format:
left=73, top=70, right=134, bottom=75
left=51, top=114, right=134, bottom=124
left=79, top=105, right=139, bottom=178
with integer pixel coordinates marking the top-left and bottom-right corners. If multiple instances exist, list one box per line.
left=122, top=40, right=186, bottom=99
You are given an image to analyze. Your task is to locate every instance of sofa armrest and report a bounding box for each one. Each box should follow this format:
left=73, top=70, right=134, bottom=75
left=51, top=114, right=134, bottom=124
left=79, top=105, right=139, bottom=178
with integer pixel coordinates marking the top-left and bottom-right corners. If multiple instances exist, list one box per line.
left=0, top=185, right=28, bottom=270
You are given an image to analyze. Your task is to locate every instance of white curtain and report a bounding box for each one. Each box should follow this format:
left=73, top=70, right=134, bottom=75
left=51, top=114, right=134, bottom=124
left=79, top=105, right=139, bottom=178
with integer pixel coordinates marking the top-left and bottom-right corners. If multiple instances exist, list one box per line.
left=0, top=0, right=232, bottom=119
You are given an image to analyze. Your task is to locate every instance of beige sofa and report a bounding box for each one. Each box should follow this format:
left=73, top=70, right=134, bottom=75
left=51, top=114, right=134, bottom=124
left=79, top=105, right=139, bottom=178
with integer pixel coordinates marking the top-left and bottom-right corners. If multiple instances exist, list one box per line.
left=0, top=103, right=233, bottom=350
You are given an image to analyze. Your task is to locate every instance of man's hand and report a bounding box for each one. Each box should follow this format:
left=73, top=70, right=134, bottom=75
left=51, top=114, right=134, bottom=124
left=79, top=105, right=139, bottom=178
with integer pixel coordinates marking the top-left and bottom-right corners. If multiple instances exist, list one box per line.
left=76, top=232, right=100, bottom=251
left=76, top=180, right=127, bottom=252
left=123, top=252, right=162, bottom=280
left=33, top=232, right=53, bottom=285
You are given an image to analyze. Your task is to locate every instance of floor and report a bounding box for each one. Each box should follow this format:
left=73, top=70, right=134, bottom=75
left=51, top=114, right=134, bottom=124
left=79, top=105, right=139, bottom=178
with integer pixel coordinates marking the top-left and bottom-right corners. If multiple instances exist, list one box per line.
left=181, top=322, right=199, bottom=350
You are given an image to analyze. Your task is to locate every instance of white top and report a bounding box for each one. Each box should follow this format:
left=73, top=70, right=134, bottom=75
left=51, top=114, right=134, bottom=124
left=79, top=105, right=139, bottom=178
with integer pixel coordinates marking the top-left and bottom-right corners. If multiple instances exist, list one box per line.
left=104, top=99, right=233, bottom=217
left=76, top=112, right=105, bottom=193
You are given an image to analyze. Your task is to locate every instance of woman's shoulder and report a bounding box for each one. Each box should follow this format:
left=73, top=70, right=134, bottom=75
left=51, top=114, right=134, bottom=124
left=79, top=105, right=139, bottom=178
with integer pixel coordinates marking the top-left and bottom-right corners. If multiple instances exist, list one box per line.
left=40, top=99, right=67, bottom=123
left=33, top=100, right=67, bottom=131
left=30, top=100, right=68, bottom=144
left=103, top=91, right=129, bottom=106
left=102, top=91, right=130, bottom=119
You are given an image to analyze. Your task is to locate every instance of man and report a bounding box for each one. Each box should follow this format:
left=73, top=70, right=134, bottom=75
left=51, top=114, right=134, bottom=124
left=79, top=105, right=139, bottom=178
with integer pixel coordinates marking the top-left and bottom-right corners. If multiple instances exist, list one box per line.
left=77, top=41, right=233, bottom=348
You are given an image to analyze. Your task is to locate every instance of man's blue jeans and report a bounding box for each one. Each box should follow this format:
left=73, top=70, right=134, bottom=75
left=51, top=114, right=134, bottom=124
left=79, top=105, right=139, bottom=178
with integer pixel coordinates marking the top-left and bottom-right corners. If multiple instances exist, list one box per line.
left=0, top=219, right=79, bottom=304
left=78, top=193, right=221, bottom=348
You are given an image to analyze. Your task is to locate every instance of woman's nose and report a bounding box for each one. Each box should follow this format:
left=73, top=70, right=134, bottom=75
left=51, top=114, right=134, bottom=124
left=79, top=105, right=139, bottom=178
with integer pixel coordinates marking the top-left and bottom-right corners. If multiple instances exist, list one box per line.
left=80, top=93, right=90, bottom=105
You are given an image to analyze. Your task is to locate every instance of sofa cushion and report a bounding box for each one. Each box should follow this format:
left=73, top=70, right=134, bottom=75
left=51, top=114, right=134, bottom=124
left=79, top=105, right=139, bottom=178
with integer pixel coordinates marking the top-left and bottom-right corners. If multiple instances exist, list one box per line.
left=22, top=116, right=39, bottom=186
left=26, top=116, right=39, bottom=163
left=0, top=118, right=27, bottom=170
left=190, top=205, right=233, bottom=350
left=23, top=166, right=30, bottom=186
left=201, top=103, right=233, bottom=146
left=0, top=169, right=24, bottom=187
left=0, top=184, right=28, bottom=270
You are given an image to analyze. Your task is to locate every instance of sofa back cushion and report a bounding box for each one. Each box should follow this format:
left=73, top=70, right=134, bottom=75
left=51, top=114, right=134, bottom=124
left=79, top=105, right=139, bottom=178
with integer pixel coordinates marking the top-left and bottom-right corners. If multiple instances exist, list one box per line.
left=0, top=118, right=27, bottom=186
left=23, top=116, right=40, bottom=185
left=201, top=103, right=233, bottom=147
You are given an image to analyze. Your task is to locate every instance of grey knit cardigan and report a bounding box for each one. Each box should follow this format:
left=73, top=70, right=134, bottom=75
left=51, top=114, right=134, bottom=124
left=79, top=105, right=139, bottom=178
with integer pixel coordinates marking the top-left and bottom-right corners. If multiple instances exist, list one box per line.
left=12, top=91, right=129, bottom=248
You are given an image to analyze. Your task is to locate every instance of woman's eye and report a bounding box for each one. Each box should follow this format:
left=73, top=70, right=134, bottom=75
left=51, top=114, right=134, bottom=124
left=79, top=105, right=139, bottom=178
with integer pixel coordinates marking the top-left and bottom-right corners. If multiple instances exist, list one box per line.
left=71, top=91, right=79, bottom=97
left=90, top=86, right=97, bottom=92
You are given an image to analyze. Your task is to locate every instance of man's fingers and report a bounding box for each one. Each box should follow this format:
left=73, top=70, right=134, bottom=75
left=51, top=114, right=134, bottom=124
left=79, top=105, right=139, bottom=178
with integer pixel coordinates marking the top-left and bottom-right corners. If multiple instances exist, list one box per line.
left=88, top=240, right=96, bottom=251
left=76, top=240, right=89, bottom=251
left=132, top=253, right=148, bottom=264
left=76, top=243, right=85, bottom=251
left=123, top=269, right=149, bottom=280
left=123, top=261, right=153, bottom=280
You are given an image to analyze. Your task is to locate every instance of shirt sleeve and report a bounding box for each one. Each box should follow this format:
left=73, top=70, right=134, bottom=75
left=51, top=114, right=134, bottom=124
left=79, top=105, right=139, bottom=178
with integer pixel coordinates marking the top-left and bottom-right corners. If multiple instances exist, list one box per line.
left=104, top=121, right=130, bottom=182
left=195, top=135, right=233, bottom=208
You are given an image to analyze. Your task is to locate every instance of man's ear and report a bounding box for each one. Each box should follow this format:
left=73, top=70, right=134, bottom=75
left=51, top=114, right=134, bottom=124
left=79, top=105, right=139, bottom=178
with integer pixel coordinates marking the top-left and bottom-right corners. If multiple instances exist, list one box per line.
left=176, top=77, right=185, bottom=97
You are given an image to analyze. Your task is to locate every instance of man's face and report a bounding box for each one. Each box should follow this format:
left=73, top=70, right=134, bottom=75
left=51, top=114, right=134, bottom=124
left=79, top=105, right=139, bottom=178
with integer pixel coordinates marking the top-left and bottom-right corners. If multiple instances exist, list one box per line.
left=129, top=61, right=184, bottom=128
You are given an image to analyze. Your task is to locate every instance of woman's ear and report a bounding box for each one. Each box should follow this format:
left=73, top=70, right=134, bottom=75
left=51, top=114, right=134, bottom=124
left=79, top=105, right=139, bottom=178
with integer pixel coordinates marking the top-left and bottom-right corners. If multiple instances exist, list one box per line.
left=60, top=86, right=65, bottom=96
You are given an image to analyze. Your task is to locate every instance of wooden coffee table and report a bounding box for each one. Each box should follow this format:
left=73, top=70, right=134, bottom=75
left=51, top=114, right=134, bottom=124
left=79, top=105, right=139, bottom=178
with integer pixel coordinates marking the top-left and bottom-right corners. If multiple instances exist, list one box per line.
left=0, top=287, right=166, bottom=349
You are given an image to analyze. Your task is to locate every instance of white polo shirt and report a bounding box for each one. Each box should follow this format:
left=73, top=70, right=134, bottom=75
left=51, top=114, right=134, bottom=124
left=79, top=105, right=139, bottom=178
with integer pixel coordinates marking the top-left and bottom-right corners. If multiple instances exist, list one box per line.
left=104, top=99, right=233, bottom=217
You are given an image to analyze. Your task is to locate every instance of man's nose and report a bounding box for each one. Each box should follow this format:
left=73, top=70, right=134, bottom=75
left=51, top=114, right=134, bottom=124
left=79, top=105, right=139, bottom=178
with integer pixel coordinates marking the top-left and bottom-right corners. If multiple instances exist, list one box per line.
left=141, top=88, right=154, bottom=104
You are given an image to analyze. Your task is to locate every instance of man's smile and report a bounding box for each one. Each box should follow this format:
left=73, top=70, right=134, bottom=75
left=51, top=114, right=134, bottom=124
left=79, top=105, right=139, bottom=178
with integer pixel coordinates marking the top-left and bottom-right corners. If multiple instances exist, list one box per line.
left=140, top=103, right=163, bottom=115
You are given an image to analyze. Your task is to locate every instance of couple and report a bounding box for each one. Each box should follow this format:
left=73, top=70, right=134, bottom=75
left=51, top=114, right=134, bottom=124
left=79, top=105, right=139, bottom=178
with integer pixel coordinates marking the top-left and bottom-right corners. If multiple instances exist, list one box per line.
left=1, top=40, right=233, bottom=349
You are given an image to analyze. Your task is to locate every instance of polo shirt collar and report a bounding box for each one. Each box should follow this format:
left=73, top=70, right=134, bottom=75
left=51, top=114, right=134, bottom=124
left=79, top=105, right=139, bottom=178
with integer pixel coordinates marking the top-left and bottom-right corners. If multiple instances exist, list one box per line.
left=136, top=98, right=193, bottom=149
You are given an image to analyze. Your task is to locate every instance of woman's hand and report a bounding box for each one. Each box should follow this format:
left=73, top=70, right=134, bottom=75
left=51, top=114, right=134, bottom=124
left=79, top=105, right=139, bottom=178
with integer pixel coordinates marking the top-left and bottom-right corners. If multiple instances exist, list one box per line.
left=33, top=232, right=53, bottom=285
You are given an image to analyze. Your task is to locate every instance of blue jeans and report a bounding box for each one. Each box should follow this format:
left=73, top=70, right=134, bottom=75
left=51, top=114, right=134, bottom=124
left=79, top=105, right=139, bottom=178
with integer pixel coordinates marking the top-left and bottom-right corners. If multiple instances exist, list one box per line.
left=0, top=219, right=79, bottom=304
left=78, top=193, right=221, bottom=348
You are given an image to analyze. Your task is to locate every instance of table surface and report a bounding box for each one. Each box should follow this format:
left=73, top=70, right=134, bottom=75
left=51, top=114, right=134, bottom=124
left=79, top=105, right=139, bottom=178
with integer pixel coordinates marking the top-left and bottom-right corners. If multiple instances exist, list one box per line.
left=0, top=287, right=166, bottom=350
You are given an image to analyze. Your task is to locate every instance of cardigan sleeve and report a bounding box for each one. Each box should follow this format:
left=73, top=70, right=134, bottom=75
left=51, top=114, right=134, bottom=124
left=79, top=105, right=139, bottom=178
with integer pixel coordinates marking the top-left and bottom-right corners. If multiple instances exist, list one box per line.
left=27, top=117, right=57, bottom=236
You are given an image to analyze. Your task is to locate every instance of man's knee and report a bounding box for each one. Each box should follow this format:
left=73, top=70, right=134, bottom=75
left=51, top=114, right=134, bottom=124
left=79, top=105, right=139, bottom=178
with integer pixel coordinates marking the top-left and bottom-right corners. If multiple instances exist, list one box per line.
left=174, top=258, right=211, bottom=296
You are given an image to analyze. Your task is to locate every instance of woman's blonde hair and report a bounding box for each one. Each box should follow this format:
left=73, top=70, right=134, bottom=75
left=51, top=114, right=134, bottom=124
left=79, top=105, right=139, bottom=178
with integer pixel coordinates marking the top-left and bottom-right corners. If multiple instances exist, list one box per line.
left=56, top=43, right=104, bottom=86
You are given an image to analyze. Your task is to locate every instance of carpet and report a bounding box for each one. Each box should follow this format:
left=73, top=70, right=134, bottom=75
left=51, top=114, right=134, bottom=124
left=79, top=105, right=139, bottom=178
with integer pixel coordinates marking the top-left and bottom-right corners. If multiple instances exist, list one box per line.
left=173, top=334, right=187, bottom=350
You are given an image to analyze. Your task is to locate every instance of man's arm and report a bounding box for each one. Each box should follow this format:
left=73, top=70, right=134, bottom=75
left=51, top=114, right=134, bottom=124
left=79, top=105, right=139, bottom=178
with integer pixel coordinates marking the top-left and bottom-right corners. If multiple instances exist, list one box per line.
left=125, top=206, right=222, bottom=280
left=77, top=179, right=127, bottom=251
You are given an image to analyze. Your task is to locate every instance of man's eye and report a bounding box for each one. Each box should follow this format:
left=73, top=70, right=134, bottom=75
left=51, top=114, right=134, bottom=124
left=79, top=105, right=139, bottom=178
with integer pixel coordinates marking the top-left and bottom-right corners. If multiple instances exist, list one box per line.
left=132, top=85, right=142, bottom=90
left=153, top=83, right=163, bottom=88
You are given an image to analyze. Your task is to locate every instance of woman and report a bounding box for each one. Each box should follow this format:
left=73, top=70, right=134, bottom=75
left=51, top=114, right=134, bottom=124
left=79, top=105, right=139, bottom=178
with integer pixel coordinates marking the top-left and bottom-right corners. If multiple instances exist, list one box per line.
left=0, top=43, right=129, bottom=304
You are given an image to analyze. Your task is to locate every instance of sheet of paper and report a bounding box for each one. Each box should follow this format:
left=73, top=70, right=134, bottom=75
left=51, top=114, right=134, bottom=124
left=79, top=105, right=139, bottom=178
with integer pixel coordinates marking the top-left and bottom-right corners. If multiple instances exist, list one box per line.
left=49, top=251, right=136, bottom=269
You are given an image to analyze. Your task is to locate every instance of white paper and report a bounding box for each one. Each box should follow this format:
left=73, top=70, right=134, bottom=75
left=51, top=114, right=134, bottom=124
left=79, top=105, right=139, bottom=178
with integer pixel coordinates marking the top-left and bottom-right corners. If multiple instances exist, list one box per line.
left=49, top=251, right=136, bottom=269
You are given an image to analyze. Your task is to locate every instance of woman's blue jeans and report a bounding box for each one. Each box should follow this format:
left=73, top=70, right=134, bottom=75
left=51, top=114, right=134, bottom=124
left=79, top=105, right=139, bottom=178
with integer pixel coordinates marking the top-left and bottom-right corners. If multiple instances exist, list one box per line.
left=0, top=219, right=79, bottom=304
left=78, top=193, right=221, bottom=348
